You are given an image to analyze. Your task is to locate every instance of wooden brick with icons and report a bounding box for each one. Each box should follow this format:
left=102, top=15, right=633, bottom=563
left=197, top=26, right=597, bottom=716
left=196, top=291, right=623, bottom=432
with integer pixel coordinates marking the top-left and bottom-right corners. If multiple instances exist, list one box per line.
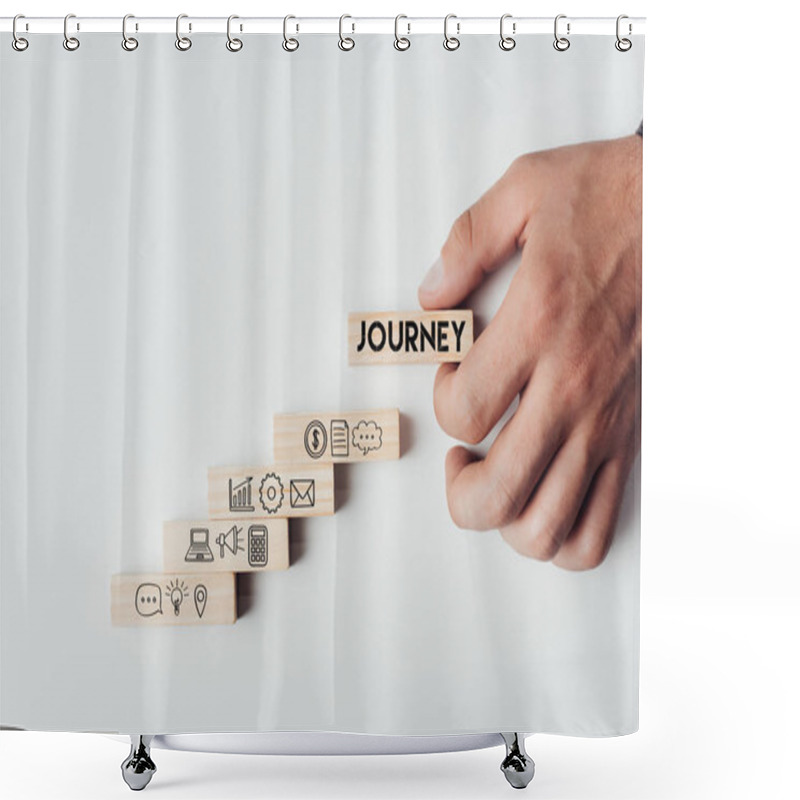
left=163, top=518, right=290, bottom=573
left=110, top=572, right=237, bottom=627
left=273, top=409, right=400, bottom=464
left=348, top=310, right=473, bottom=365
left=208, top=462, right=334, bottom=520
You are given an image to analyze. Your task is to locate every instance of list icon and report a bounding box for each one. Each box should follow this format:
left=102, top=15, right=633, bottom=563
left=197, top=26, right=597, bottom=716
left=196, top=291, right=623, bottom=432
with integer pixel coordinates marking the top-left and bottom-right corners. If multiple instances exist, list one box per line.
left=330, top=419, right=349, bottom=457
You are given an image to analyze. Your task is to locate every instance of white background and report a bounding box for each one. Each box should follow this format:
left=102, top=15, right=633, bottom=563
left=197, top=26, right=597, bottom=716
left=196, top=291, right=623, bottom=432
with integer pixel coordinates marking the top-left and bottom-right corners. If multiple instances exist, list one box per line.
left=1, top=1, right=797, bottom=799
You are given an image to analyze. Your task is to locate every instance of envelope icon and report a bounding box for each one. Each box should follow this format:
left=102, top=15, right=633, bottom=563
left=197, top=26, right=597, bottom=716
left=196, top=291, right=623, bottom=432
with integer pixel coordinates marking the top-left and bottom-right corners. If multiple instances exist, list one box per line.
left=290, top=479, right=315, bottom=509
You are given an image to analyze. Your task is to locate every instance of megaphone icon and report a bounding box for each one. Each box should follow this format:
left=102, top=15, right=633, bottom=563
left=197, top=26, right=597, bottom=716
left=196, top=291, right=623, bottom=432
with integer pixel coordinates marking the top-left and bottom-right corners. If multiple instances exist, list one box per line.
left=216, top=525, right=243, bottom=559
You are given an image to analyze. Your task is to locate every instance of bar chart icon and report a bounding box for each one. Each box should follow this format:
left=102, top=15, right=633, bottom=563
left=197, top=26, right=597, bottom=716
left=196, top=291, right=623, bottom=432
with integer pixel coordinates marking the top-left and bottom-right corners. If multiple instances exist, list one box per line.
left=229, top=476, right=255, bottom=512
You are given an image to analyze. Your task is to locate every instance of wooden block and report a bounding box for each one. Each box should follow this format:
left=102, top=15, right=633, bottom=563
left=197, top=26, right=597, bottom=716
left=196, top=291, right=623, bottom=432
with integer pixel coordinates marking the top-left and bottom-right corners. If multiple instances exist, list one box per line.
left=348, top=310, right=473, bottom=365
left=209, top=463, right=334, bottom=519
left=111, top=572, right=236, bottom=626
left=274, top=409, right=400, bottom=464
left=163, top=518, right=289, bottom=573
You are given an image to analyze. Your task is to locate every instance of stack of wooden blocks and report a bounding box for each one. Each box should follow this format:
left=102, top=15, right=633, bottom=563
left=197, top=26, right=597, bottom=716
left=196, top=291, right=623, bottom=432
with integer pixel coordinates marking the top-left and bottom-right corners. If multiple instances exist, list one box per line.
left=111, top=310, right=472, bottom=627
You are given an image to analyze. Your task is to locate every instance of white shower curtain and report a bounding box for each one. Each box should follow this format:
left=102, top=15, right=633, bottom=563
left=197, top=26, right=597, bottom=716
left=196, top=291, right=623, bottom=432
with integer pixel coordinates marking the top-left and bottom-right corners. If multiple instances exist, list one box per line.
left=1, top=29, right=643, bottom=736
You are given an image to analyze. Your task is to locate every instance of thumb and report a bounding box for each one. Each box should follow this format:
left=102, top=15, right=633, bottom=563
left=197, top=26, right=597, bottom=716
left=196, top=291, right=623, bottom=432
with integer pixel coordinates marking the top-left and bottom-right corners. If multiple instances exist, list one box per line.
left=418, top=157, right=533, bottom=310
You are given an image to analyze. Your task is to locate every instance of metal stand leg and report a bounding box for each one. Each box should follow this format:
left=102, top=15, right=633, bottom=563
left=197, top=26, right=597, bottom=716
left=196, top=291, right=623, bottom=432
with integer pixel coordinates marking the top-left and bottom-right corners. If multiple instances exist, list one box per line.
left=121, top=735, right=156, bottom=791
left=500, top=732, right=535, bottom=789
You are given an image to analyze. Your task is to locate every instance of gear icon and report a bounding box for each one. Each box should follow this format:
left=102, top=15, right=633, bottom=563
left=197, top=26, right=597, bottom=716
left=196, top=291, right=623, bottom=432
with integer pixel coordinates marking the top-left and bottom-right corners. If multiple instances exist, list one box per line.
left=259, top=472, right=284, bottom=514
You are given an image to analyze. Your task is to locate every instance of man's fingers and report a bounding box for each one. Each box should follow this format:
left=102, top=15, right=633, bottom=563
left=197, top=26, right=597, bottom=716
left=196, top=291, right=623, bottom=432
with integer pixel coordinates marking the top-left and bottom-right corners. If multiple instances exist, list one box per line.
left=433, top=285, right=537, bottom=444
left=498, top=433, right=598, bottom=562
left=443, top=382, right=565, bottom=531
left=552, top=459, right=627, bottom=571
left=418, top=157, right=533, bottom=310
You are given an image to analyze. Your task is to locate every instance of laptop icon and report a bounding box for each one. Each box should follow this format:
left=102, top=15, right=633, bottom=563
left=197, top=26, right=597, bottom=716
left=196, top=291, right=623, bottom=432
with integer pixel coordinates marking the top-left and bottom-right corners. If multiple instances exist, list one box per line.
left=184, top=528, right=215, bottom=562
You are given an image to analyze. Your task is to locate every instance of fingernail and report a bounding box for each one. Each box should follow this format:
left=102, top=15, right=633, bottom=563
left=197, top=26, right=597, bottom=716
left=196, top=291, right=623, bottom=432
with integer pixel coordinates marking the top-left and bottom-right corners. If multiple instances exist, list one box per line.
left=419, top=256, right=443, bottom=295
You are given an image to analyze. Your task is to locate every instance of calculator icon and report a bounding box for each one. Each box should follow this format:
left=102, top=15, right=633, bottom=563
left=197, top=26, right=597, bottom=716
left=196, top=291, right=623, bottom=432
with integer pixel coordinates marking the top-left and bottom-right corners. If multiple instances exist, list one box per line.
left=248, top=525, right=268, bottom=567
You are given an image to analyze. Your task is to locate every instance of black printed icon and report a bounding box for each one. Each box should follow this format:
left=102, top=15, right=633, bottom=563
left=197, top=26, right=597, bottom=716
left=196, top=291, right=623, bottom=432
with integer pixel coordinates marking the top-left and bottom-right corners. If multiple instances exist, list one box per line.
left=352, top=420, right=383, bottom=456
left=229, top=476, right=255, bottom=512
left=304, top=420, right=327, bottom=459
left=215, top=525, right=243, bottom=559
left=248, top=525, right=268, bottom=567
left=194, top=584, right=207, bottom=618
left=259, top=472, right=284, bottom=514
left=290, top=479, right=315, bottom=509
left=134, top=583, right=163, bottom=617
left=185, top=528, right=215, bottom=562
left=330, top=419, right=349, bottom=457
left=166, top=578, right=189, bottom=616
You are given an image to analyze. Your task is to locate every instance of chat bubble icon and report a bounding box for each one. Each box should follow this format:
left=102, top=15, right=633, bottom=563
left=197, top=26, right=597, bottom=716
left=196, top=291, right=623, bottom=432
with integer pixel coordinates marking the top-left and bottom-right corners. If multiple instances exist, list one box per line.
left=135, top=583, right=163, bottom=617
left=352, top=420, right=383, bottom=456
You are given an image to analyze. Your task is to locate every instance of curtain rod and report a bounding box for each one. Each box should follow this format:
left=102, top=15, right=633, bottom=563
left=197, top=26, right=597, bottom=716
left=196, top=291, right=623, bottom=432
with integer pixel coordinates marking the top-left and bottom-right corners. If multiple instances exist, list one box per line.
left=1, top=16, right=646, bottom=36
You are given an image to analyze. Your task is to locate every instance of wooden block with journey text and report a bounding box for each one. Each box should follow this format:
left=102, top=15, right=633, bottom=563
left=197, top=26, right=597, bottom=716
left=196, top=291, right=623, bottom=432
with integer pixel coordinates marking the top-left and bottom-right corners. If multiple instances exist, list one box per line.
left=274, top=409, right=400, bottom=464
left=348, top=310, right=473, bottom=365
left=111, top=572, right=236, bottom=626
left=163, top=518, right=289, bottom=573
left=209, top=462, right=334, bottom=519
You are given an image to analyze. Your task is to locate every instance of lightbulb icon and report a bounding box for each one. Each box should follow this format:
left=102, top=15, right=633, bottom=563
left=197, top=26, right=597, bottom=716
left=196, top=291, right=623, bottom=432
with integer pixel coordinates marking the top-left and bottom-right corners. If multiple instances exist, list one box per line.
left=165, top=579, right=189, bottom=616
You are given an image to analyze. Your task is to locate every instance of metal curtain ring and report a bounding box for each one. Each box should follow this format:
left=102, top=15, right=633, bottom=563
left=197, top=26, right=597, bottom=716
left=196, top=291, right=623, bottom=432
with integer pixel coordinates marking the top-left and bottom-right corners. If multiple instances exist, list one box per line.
left=553, top=14, right=570, bottom=51
left=175, top=14, right=192, bottom=50
left=283, top=15, right=299, bottom=51
left=12, top=14, right=29, bottom=51
left=63, top=13, right=80, bottom=51
left=499, top=14, right=516, bottom=50
left=338, top=14, right=355, bottom=51
left=394, top=14, right=410, bottom=51
left=615, top=14, right=632, bottom=51
left=122, top=14, right=139, bottom=51
left=443, top=14, right=460, bottom=51
left=226, top=15, right=243, bottom=51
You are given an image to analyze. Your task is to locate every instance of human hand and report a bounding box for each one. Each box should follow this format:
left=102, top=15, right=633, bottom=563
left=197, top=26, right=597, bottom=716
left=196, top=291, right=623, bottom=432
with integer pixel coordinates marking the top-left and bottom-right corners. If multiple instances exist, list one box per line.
left=418, top=135, right=642, bottom=570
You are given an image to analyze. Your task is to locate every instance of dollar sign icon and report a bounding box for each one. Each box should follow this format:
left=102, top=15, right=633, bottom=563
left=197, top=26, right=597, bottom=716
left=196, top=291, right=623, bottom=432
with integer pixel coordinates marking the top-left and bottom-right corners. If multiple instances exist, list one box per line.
left=304, top=420, right=327, bottom=459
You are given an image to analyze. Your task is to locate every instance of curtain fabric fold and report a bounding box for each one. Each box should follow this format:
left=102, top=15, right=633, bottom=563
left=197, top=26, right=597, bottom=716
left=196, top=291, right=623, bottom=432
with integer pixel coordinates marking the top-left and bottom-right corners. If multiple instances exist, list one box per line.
left=1, top=32, right=644, bottom=736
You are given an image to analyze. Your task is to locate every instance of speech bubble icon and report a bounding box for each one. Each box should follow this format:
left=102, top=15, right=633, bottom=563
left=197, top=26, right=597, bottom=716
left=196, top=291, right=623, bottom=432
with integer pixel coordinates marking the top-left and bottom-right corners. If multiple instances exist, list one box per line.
left=135, top=583, right=163, bottom=617
left=352, top=420, right=383, bottom=456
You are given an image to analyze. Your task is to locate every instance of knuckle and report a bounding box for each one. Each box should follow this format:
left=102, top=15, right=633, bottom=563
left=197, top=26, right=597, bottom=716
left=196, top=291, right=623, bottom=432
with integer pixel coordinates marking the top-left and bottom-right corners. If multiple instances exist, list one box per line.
left=457, top=399, right=488, bottom=445
left=508, top=152, right=537, bottom=179
left=447, top=485, right=489, bottom=533
left=558, top=526, right=613, bottom=571
left=487, top=473, right=523, bottom=529
left=520, top=516, right=563, bottom=562
left=536, top=268, right=570, bottom=324
left=435, top=374, right=489, bottom=445
left=574, top=359, right=595, bottom=397
left=528, top=534, right=562, bottom=562
left=574, top=431, right=600, bottom=476
left=581, top=545, right=608, bottom=570
left=559, top=358, right=595, bottom=412
left=444, top=476, right=469, bottom=530
left=447, top=494, right=471, bottom=530
left=442, top=208, right=475, bottom=264
left=570, top=536, right=610, bottom=571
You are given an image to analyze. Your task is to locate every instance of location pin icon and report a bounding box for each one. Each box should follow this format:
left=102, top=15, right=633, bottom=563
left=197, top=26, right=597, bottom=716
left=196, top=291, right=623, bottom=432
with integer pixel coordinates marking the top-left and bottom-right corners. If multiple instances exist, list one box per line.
left=194, top=584, right=207, bottom=618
